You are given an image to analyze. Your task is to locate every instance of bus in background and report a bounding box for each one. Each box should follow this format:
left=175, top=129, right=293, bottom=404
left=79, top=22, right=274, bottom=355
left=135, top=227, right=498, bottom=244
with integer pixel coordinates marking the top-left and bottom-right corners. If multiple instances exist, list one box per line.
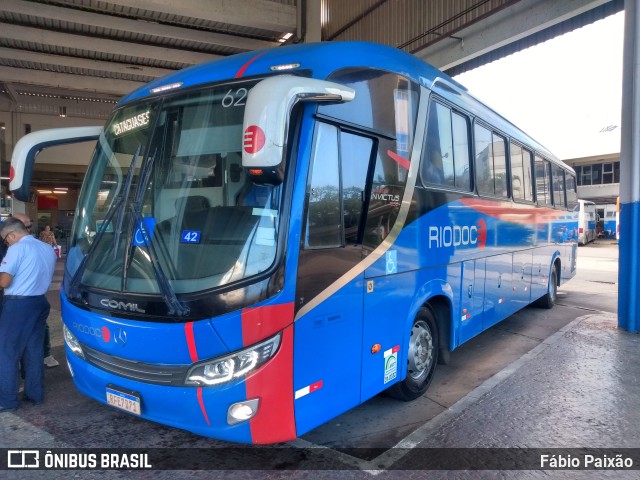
left=578, top=199, right=597, bottom=245
left=10, top=42, right=578, bottom=444
left=601, top=203, right=617, bottom=239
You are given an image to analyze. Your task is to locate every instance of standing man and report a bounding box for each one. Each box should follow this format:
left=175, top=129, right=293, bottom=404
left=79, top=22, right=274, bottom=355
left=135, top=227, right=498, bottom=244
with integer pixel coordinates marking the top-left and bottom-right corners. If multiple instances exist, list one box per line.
left=12, top=213, right=59, bottom=368
left=0, top=218, right=57, bottom=411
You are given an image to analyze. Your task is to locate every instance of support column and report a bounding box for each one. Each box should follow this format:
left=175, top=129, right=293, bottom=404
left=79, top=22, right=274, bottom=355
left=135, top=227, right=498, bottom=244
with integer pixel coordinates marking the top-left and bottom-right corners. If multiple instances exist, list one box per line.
left=303, top=0, right=322, bottom=43
left=618, top=0, right=640, bottom=331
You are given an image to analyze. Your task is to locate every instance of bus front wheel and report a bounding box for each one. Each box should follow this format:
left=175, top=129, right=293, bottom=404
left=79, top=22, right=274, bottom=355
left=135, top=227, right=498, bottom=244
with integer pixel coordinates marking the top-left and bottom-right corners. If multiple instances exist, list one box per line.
left=387, top=306, right=439, bottom=401
left=535, top=265, right=558, bottom=309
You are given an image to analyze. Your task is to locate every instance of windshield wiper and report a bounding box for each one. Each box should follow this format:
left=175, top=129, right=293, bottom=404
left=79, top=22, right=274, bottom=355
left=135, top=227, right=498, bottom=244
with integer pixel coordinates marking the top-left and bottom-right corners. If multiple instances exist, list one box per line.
left=123, top=148, right=190, bottom=317
left=67, top=147, right=140, bottom=300
left=112, top=144, right=141, bottom=260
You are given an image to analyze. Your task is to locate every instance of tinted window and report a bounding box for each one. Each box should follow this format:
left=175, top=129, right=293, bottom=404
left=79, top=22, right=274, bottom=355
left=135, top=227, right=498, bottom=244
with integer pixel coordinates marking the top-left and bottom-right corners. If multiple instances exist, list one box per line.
left=305, top=123, right=341, bottom=248
left=493, top=133, right=507, bottom=197
left=452, top=112, right=471, bottom=190
left=341, top=132, right=373, bottom=244
left=305, top=123, right=374, bottom=249
left=552, top=165, right=566, bottom=209
left=474, top=124, right=493, bottom=195
left=510, top=142, right=534, bottom=202
left=364, top=138, right=408, bottom=249
left=535, top=156, right=552, bottom=207
left=474, top=124, right=507, bottom=197
left=566, top=173, right=578, bottom=210
left=319, top=68, right=420, bottom=157
left=422, top=102, right=471, bottom=191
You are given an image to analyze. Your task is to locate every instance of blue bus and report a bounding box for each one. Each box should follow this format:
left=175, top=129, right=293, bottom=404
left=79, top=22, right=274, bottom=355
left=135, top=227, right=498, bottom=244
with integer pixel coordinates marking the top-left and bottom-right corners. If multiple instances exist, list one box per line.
left=10, top=41, right=577, bottom=444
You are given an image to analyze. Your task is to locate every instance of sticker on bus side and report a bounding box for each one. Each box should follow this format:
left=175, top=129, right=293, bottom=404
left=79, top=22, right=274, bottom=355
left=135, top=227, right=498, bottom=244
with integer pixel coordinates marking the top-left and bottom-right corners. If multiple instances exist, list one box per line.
left=384, top=345, right=400, bottom=384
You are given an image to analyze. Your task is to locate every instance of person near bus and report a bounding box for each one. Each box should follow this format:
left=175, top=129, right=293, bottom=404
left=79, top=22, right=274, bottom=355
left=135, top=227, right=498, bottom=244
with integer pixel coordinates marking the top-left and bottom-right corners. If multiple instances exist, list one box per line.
left=0, top=218, right=57, bottom=412
left=13, top=214, right=59, bottom=369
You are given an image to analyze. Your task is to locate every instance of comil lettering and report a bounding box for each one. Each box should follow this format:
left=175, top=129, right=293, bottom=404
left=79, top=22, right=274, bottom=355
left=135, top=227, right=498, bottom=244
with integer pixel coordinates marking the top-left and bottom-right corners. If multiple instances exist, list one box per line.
left=100, top=298, right=146, bottom=313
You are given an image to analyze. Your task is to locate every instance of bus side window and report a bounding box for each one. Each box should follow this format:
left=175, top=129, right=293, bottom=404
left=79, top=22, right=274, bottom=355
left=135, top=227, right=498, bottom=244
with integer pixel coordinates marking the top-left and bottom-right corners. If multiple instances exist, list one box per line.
left=341, top=132, right=373, bottom=245
left=566, top=173, right=578, bottom=210
left=510, top=143, right=534, bottom=202
left=363, top=137, right=408, bottom=249
left=304, top=123, right=373, bottom=249
left=474, top=124, right=493, bottom=196
left=535, top=156, right=552, bottom=207
left=305, top=123, right=341, bottom=248
left=492, top=133, right=508, bottom=197
left=452, top=111, right=471, bottom=191
left=552, top=165, right=567, bottom=209
left=421, top=101, right=471, bottom=191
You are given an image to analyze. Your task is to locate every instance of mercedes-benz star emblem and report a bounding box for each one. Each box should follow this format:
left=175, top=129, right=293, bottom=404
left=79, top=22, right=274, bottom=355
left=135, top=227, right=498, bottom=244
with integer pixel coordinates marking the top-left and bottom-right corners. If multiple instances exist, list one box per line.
left=114, top=327, right=128, bottom=346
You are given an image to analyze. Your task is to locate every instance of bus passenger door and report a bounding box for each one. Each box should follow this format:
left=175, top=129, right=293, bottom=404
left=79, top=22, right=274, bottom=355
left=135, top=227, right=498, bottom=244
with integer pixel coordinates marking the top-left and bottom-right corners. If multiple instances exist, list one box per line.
left=293, top=123, right=373, bottom=435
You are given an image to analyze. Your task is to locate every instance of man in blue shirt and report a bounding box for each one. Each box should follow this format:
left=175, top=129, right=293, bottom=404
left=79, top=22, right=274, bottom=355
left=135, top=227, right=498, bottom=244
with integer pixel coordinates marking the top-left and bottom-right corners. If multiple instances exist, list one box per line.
left=12, top=212, right=59, bottom=368
left=0, top=218, right=57, bottom=411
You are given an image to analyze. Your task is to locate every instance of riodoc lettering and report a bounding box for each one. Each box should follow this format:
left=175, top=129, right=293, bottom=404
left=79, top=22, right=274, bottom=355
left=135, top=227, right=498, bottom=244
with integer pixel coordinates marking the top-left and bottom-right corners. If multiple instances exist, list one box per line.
left=73, top=323, right=104, bottom=337
left=428, top=219, right=487, bottom=250
left=429, top=225, right=478, bottom=248
left=100, top=299, right=146, bottom=313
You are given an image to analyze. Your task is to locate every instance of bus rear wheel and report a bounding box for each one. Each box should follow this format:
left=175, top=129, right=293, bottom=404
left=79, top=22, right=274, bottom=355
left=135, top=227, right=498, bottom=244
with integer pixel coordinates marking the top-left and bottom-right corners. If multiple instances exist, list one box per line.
left=387, top=306, right=439, bottom=401
left=535, top=265, right=558, bottom=309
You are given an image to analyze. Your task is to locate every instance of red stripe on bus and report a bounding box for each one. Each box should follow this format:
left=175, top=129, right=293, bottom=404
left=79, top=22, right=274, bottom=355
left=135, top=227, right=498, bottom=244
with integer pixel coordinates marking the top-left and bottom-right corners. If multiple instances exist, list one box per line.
left=184, top=322, right=199, bottom=362
left=196, top=387, right=211, bottom=426
left=387, top=150, right=410, bottom=170
left=241, top=303, right=294, bottom=347
left=235, top=52, right=267, bottom=78
left=245, top=325, right=296, bottom=443
left=459, top=198, right=568, bottom=224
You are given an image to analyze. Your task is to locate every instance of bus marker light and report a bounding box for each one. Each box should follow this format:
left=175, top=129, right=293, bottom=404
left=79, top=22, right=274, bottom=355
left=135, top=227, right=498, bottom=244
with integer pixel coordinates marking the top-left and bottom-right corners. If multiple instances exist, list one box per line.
left=227, top=399, right=259, bottom=425
left=371, top=344, right=381, bottom=354
left=270, top=63, right=300, bottom=71
left=248, top=169, right=264, bottom=176
left=150, top=82, right=183, bottom=94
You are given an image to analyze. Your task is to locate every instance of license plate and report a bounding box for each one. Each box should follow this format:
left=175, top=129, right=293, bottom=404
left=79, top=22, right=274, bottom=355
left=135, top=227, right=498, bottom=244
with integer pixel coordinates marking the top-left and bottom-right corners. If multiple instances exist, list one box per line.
left=106, top=385, right=141, bottom=416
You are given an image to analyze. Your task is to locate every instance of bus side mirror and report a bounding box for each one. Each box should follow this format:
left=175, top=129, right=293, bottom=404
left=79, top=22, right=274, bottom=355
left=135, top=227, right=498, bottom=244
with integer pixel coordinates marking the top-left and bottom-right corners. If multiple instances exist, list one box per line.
left=241, top=75, right=355, bottom=185
left=10, top=126, right=102, bottom=201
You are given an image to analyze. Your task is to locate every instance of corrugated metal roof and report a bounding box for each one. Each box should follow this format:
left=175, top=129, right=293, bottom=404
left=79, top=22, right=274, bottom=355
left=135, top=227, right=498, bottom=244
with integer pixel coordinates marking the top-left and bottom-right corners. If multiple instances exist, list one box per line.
left=0, top=0, right=623, bottom=118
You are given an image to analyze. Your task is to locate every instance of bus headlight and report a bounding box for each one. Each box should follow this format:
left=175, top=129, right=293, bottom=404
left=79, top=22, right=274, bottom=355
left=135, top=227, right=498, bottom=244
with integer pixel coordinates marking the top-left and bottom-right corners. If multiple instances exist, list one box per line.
left=63, top=324, right=85, bottom=360
left=185, top=333, right=281, bottom=387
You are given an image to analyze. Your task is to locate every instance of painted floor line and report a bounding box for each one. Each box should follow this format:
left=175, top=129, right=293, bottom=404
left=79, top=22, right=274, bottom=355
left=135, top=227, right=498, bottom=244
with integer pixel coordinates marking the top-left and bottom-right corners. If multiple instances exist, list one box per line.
left=295, top=313, right=607, bottom=474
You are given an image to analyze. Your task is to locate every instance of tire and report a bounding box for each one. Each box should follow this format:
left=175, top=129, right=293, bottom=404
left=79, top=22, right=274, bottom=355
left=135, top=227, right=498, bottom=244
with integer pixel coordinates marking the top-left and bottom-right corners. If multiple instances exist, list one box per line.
left=535, top=264, right=558, bottom=309
left=387, top=306, right=439, bottom=401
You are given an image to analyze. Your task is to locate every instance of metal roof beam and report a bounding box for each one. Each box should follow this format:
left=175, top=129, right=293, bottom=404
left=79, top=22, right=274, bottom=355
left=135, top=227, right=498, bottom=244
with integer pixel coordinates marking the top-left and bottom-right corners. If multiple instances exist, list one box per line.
left=0, top=47, right=173, bottom=79
left=0, top=23, right=219, bottom=66
left=416, top=0, right=611, bottom=71
left=2, top=0, right=277, bottom=51
left=0, top=66, right=143, bottom=96
left=103, top=0, right=297, bottom=32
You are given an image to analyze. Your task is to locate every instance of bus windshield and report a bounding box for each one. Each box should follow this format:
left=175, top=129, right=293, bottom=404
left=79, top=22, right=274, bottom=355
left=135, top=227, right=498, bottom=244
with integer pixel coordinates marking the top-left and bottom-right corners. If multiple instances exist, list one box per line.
left=67, top=80, right=281, bottom=295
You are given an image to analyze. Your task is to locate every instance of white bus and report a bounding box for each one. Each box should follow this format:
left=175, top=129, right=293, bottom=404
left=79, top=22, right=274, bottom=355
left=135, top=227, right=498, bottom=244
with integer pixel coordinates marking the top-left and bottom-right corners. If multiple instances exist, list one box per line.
left=578, top=199, right=597, bottom=245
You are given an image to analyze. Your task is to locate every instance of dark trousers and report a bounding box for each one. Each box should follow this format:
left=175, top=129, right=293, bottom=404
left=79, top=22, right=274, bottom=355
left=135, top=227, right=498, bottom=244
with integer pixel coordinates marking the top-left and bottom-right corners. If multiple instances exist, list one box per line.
left=0, top=296, right=50, bottom=408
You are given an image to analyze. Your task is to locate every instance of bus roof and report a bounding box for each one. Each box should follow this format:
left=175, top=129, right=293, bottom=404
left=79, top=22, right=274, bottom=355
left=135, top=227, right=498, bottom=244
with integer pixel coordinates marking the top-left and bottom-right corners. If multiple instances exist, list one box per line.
left=118, top=41, right=564, bottom=170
